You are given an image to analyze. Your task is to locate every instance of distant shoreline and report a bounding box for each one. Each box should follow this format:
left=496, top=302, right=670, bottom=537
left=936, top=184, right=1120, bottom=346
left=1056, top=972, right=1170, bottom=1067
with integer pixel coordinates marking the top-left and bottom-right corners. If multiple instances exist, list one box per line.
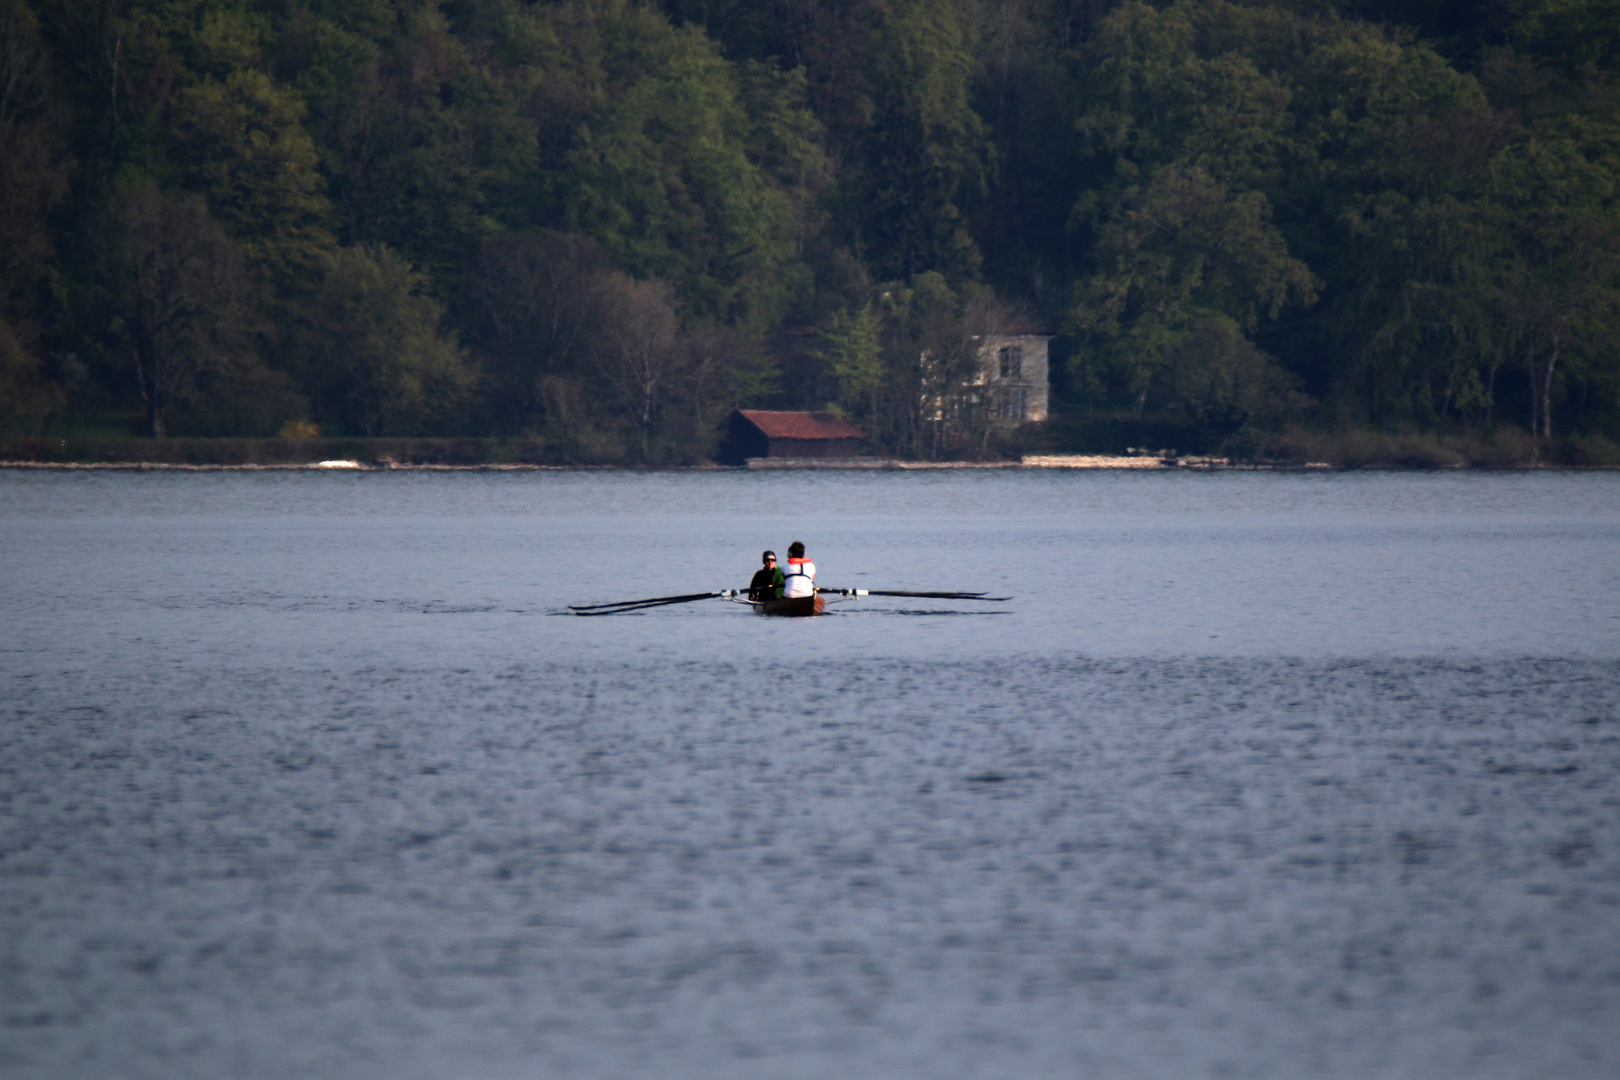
left=5, top=426, right=1614, bottom=470
left=2, top=457, right=1610, bottom=472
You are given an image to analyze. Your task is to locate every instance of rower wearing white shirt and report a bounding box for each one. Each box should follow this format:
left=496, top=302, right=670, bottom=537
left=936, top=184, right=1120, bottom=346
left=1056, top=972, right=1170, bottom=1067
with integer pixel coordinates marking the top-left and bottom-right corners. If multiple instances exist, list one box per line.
left=781, top=541, right=816, bottom=598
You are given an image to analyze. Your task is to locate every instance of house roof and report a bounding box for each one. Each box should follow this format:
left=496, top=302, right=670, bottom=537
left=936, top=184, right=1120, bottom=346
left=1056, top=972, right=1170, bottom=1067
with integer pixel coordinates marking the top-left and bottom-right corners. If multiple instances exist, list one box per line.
left=978, top=327, right=1054, bottom=340
left=736, top=410, right=866, bottom=440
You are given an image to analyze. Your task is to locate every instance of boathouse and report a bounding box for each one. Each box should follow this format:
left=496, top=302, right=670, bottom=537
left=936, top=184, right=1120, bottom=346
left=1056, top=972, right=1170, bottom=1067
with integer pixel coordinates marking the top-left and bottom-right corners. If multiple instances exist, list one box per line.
left=721, top=410, right=867, bottom=464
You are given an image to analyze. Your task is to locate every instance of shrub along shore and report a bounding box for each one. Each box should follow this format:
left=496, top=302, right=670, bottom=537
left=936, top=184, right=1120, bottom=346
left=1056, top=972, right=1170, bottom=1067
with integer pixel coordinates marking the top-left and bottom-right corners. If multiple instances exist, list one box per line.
left=0, top=436, right=553, bottom=468
left=3, top=430, right=1617, bottom=470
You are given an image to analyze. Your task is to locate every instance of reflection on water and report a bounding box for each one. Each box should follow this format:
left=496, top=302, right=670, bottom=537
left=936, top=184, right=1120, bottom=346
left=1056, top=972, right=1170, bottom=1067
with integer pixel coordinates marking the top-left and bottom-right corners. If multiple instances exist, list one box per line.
left=2, top=469, right=1618, bottom=1079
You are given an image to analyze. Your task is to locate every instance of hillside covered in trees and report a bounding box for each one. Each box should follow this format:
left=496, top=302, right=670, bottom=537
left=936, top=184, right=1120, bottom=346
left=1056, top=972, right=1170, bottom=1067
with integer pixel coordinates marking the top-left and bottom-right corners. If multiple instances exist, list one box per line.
left=1, top=0, right=1617, bottom=464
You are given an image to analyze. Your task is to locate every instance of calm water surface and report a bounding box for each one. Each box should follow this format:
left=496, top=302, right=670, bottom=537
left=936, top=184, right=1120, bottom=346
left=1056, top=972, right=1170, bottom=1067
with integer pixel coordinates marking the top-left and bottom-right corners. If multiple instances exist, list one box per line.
left=2, top=469, right=1618, bottom=1079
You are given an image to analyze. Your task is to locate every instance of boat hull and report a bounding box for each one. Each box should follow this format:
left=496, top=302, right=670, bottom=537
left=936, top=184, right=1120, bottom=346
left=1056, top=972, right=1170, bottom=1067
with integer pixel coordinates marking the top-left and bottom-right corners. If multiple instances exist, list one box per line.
left=755, top=594, right=825, bottom=617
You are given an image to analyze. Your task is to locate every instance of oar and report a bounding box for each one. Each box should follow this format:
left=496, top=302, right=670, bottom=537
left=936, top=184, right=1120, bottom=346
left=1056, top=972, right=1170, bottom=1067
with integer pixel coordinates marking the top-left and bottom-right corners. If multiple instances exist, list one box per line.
left=573, top=597, right=717, bottom=616
left=569, top=590, right=723, bottom=612
left=818, top=588, right=1012, bottom=601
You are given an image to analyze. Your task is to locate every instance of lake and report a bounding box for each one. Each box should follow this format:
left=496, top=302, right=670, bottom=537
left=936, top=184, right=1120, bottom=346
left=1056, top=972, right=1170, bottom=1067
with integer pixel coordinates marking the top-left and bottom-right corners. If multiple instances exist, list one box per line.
left=2, top=468, right=1618, bottom=1079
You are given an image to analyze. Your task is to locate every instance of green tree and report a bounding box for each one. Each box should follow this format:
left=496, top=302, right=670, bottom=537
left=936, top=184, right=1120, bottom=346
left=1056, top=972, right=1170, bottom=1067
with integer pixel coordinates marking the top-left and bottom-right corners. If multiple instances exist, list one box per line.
left=818, top=303, right=883, bottom=420
left=1073, top=1, right=1295, bottom=198
left=462, top=229, right=614, bottom=433
left=659, top=0, right=886, bottom=158
left=849, top=0, right=989, bottom=280
left=287, top=4, right=536, bottom=279
left=668, top=316, right=779, bottom=462
left=98, top=182, right=265, bottom=437
left=0, top=317, right=62, bottom=429
left=296, top=244, right=477, bottom=435
left=865, top=270, right=984, bottom=457
left=0, top=0, right=72, bottom=308
left=1328, top=190, right=1507, bottom=427
left=1068, top=164, right=1317, bottom=410
left=542, top=0, right=810, bottom=326
left=1066, top=0, right=1490, bottom=418
left=1281, top=5, right=1486, bottom=208
left=964, top=0, right=1093, bottom=299
left=0, top=0, right=72, bottom=425
left=1488, top=116, right=1620, bottom=443
left=1153, top=316, right=1310, bottom=428
left=168, top=68, right=334, bottom=283
left=588, top=271, right=682, bottom=462
left=1509, top=0, right=1620, bottom=72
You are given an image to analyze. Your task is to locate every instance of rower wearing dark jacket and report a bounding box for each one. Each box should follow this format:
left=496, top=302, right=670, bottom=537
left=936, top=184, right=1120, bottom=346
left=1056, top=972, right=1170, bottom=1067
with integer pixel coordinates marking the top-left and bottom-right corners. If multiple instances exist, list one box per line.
left=748, top=550, right=784, bottom=601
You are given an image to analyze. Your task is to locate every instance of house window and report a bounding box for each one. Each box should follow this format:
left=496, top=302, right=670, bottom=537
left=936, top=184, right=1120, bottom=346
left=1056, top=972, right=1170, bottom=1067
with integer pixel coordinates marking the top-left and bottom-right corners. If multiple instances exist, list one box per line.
left=998, top=345, right=1023, bottom=380
left=1002, top=388, right=1027, bottom=419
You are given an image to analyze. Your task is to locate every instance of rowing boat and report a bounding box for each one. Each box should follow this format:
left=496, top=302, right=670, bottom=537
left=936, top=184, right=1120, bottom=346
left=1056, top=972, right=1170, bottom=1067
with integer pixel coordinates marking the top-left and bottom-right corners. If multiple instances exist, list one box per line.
left=571, top=586, right=1007, bottom=616
left=751, top=594, right=826, bottom=617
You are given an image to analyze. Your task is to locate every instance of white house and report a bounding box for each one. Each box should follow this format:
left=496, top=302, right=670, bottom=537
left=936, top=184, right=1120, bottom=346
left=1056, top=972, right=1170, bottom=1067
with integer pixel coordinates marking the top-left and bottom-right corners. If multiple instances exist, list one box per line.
left=975, top=333, right=1052, bottom=425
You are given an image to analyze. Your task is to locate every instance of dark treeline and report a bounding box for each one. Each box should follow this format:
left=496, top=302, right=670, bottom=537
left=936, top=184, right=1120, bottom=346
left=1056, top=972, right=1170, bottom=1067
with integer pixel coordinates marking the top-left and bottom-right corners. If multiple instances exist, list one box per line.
left=1, top=0, right=1617, bottom=463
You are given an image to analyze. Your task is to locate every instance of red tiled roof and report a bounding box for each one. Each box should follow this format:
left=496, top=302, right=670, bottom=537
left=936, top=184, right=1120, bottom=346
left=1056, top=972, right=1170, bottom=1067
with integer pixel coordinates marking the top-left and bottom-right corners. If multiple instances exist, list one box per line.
left=737, top=410, right=866, bottom=440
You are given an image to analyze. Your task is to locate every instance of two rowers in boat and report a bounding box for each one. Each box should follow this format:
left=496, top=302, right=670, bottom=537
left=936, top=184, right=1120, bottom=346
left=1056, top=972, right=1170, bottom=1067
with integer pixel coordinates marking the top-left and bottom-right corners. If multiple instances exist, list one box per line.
left=747, top=542, right=815, bottom=602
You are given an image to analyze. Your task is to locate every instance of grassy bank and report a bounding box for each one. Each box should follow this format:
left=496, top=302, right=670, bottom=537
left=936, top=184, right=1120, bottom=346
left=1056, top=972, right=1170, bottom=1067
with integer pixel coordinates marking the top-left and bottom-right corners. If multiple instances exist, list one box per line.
left=1234, top=427, right=1620, bottom=468
left=0, top=435, right=568, bottom=467
left=1035, top=411, right=1620, bottom=467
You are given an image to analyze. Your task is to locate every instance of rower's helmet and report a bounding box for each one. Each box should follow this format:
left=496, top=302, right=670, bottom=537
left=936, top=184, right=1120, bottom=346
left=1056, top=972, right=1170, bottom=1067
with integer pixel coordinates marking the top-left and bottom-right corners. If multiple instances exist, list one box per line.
left=762, top=550, right=776, bottom=564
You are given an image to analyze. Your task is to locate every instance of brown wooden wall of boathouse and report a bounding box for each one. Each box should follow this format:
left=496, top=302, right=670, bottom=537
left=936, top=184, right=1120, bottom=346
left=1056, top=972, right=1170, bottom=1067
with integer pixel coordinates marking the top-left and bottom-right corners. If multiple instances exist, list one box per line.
left=721, top=410, right=867, bottom=464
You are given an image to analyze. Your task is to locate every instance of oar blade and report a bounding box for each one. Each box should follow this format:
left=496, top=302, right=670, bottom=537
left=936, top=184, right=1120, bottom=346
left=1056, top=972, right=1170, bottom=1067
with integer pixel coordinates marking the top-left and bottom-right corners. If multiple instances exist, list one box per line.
left=569, top=590, right=719, bottom=612
left=575, top=602, right=672, bottom=616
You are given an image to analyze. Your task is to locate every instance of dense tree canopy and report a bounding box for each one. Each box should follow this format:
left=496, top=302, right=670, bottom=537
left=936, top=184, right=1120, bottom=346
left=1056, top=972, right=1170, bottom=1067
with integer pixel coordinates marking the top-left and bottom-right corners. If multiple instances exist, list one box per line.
left=1, top=0, right=1617, bottom=461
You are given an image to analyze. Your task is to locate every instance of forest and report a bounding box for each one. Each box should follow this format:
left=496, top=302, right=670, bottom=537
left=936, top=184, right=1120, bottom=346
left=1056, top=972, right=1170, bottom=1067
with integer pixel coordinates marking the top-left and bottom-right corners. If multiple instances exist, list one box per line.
left=1, top=0, right=1617, bottom=464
